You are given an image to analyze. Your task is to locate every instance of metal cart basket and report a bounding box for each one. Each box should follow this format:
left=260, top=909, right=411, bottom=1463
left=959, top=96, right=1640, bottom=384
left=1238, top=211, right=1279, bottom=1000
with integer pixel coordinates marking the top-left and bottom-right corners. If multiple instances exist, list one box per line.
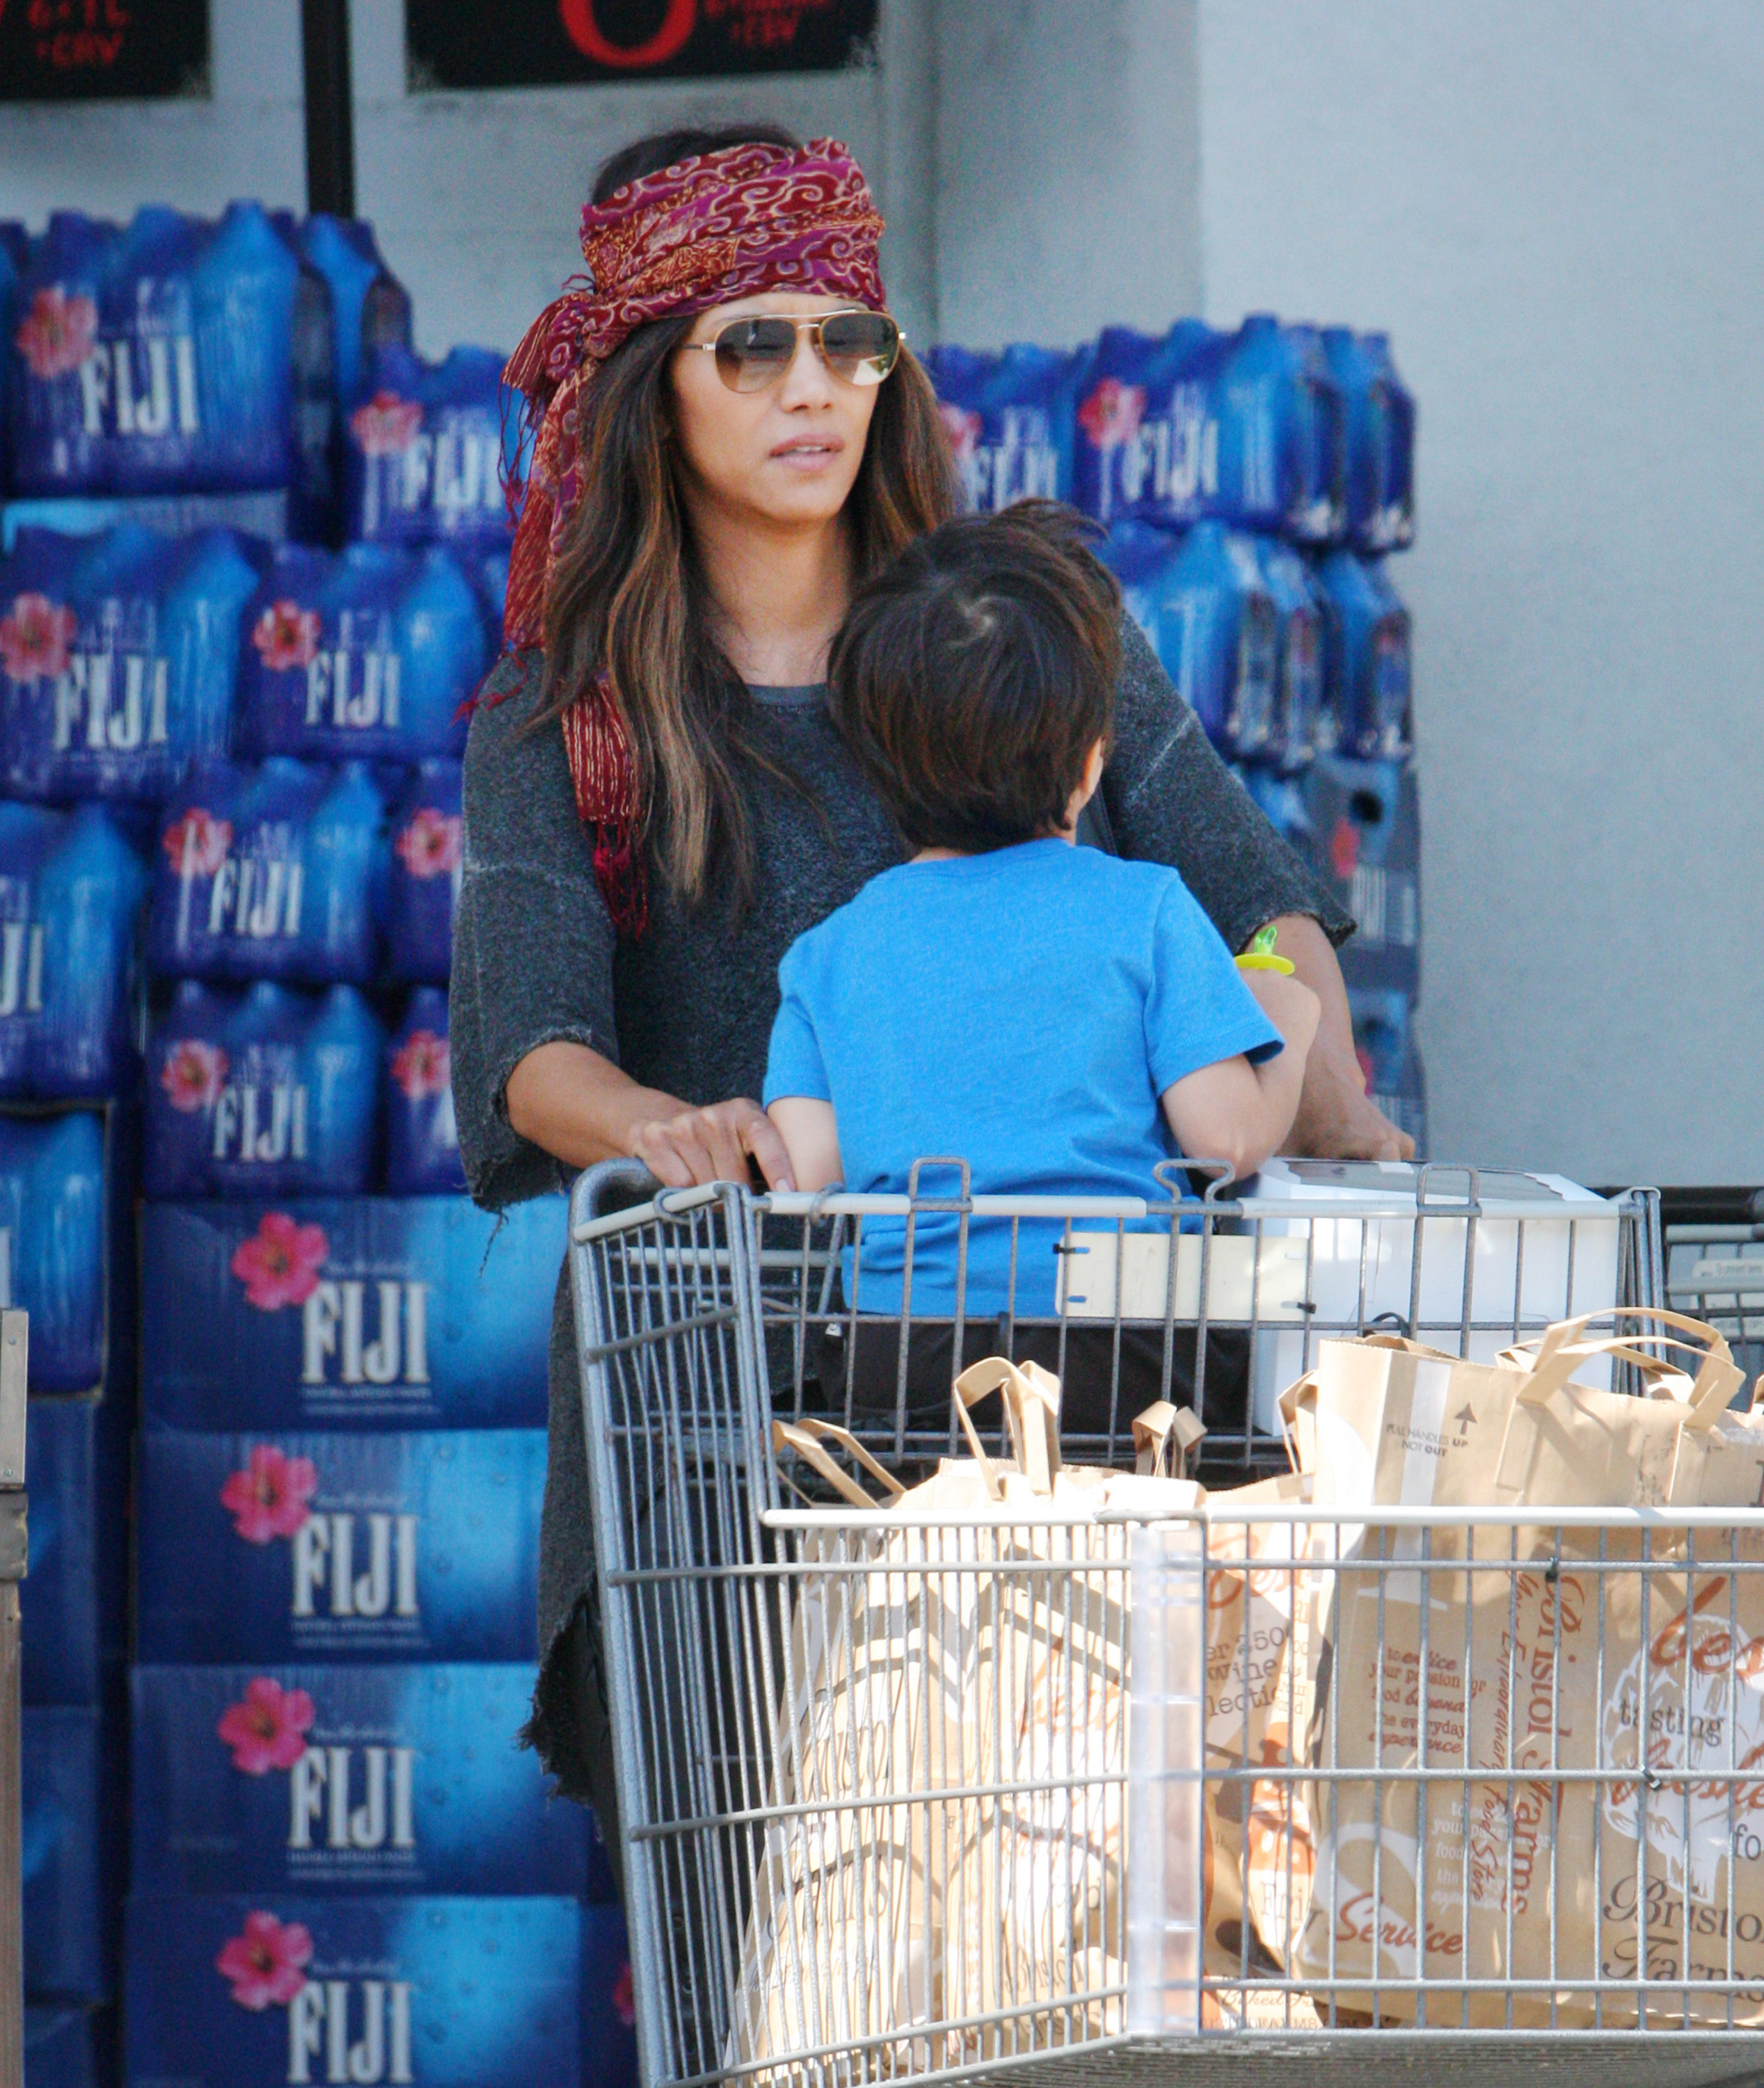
left=568, top=1160, right=1764, bottom=2087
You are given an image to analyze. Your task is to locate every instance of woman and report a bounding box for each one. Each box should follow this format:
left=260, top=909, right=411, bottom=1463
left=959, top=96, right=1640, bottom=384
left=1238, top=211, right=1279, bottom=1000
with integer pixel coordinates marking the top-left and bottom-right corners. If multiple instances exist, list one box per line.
left=452, top=125, right=1407, bottom=1862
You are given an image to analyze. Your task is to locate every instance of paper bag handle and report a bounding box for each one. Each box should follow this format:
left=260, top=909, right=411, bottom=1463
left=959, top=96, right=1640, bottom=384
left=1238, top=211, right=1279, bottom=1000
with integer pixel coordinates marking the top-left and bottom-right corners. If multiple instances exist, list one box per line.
left=1276, top=1373, right=1319, bottom=1477
left=953, top=1356, right=1063, bottom=1500
left=1497, top=1340, right=1704, bottom=1402
left=1513, top=1307, right=1741, bottom=1427
left=1132, top=1400, right=1206, bottom=1478
left=771, top=1418, right=907, bottom=1510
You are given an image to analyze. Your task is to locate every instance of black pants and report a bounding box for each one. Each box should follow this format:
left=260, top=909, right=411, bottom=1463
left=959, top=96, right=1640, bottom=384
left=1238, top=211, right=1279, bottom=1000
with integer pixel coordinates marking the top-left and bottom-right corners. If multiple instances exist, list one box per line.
left=806, top=1314, right=1251, bottom=1455
left=559, top=1595, right=626, bottom=1909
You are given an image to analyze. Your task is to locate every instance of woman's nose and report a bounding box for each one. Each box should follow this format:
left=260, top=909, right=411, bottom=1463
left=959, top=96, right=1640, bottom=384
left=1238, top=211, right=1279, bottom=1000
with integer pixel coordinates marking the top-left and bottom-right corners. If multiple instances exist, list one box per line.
left=776, top=325, right=839, bottom=408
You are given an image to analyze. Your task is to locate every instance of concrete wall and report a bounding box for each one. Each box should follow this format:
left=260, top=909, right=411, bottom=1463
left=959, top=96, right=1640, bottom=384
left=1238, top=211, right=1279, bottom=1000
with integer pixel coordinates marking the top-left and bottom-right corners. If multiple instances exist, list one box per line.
left=0, top=10, right=308, bottom=226
left=349, top=0, right=939, bottom=359
left=1199, top=0, right=1764, bottom=1185
left=0, top=0, right=939, bottom=357
left=932, top=0, right=1200, bottom=349
left=0, top=0, right=1201, bottom=365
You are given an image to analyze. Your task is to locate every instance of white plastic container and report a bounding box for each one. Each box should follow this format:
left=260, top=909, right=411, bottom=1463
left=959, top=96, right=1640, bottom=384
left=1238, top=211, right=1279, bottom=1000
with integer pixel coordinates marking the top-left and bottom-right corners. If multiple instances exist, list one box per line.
left=1060, top=1161, right=1626, bottom=1437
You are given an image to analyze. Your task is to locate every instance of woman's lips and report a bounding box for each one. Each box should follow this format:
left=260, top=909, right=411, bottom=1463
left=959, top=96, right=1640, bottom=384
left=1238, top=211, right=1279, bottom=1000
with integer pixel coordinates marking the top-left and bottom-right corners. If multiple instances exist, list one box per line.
left=769, top=436, right=844, bottom=469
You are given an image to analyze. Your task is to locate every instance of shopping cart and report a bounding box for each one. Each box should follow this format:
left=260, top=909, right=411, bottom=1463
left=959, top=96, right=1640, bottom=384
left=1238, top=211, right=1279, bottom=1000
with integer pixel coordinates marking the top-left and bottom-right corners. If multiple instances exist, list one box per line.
left=1665, top=1189, right=1764, bottom=1408
left=567, top=1160, right=1764, bottom=2087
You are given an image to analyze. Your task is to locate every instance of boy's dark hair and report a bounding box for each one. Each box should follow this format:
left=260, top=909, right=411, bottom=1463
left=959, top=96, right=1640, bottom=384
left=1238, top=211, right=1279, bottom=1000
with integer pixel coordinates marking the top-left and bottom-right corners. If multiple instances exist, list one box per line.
left=827, top=500, right=1122, bottom=855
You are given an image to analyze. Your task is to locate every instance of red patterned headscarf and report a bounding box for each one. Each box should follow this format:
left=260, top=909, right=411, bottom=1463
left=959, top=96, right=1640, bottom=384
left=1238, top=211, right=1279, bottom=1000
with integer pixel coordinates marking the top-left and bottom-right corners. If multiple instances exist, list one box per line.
left=498, top=138, right=887, bottom=932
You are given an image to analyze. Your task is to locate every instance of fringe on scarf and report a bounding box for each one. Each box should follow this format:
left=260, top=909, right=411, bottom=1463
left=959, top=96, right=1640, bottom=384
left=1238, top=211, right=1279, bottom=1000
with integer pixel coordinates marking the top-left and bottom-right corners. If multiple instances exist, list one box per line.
left=559, top=674, right=647, bottom=938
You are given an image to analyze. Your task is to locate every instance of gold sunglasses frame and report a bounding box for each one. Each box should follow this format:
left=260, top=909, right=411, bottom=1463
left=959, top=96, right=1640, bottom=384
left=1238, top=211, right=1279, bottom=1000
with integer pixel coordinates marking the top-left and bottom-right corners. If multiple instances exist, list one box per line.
left=679, top=309, right=906, bottom=391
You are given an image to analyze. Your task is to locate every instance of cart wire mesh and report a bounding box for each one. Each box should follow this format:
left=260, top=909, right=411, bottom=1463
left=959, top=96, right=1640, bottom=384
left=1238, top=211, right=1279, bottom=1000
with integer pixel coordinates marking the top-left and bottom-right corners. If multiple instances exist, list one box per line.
left=1667, top=1199, right=1764, bottom=1409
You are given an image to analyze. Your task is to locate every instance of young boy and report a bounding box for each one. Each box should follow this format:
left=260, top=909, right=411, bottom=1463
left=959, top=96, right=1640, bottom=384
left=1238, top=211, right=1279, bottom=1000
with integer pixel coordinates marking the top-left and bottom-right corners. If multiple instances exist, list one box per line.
left=762, top=502, right=1319, bottom=1374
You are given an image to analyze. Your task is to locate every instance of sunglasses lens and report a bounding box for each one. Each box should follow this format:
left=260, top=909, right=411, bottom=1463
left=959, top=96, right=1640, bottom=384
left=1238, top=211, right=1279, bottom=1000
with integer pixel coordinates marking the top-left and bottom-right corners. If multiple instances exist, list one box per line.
left=714, top=317, right=798, bottom=392
left=820, top=311, right=900, bottom=385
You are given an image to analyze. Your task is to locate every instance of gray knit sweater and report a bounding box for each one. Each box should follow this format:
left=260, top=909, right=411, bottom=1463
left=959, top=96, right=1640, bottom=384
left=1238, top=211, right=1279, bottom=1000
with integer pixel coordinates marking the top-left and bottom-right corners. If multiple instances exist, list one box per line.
left=450, top=616, right=1351, bottom=1794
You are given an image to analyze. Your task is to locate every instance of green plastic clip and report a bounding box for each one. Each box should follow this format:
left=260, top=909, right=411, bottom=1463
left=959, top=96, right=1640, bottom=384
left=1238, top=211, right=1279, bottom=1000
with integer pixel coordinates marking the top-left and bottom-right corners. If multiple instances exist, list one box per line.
left=1236, top=924, right=1296, bottom=975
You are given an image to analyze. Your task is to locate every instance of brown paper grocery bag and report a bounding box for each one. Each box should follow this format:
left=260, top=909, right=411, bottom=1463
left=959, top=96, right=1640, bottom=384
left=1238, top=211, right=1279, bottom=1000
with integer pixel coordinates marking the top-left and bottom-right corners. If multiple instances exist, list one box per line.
left=1200, top=1469, right=1318, bottom=2008
left=1287, top=1328, right=1535, bottom=2020
left=1293, top=1309, right=1759, bottom=2027
left=1587, top=1544, right=1764, bottom=2024
left=729, top=1421, right=969, bottom=2079
left=734, top=1360, right=1203, bottom=2078
left=1496, top=1310, right=1764, bottom=2025
left=1488, top=1308, right=1743, bottom=1508
left=1287, top=1330, right=1585, bottom=2024
left=941, top=1359, right=1205, bottom=2064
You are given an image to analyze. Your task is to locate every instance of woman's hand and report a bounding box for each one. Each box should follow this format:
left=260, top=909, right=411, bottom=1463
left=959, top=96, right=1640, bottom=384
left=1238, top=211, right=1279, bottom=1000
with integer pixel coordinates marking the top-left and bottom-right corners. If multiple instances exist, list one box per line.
left=1255, top=915, right=1416, bottom=1163
left=628, top=1097, right=797, bottom=1192
left=504, top=1040, right=797, bottom=1189
left=1289, top=1035, right=1413, bottom=1162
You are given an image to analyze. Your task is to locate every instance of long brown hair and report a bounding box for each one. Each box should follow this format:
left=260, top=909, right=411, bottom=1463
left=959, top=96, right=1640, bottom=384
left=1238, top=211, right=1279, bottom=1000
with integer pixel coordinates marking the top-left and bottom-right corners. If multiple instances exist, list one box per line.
left=535, top=125, right=962, bottom=915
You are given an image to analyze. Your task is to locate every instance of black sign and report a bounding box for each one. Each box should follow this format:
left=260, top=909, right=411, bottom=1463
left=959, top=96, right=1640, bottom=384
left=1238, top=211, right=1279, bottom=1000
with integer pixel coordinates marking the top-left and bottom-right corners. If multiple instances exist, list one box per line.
left=0, top=0, right=209, bottom=102
left=407, top=0, right=877, bottom=93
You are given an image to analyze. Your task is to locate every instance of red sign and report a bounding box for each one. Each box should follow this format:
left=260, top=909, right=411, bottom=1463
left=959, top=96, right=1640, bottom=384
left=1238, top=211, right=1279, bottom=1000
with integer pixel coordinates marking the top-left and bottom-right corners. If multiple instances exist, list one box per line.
left=407, top=0, right=877, bottom=92
left=0, top=0, right=209, bottom=102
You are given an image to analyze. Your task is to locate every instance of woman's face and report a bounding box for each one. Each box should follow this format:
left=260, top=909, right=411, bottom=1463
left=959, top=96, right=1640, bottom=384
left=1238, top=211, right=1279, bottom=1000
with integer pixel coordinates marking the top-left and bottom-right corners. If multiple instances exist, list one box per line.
left=668, top=290, right=883, bottom=530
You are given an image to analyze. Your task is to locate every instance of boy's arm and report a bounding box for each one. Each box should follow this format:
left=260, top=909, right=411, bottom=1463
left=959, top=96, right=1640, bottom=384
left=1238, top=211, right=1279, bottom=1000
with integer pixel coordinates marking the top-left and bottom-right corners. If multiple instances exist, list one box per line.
left=1160, top=972, right=1321, bottom=1183
left=766, top=1098, right=844, bottom=1193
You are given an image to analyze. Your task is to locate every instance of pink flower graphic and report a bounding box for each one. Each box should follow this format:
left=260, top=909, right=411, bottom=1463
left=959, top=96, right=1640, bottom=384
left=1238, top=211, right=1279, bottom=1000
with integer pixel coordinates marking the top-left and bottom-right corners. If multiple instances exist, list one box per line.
left=1077, top=378, right=1147, bottom=449
left=613, top=1960, right=635, bottom=2027
left=391, top=1029, right=450, bottom=1102
left=1329, top=815, right=1360, bottom=883
left=230, top=1211, right=329, bottom=1313
left=221, top=1446, right=319, bottom=1544
left=161, top=807, right=233, bottom=879
left=251, top=601, right=321, bottom=673
left=0, top=593, right=77, bottom=684
left=160, top=1038, right=228, bottom=1114
left=937, top=403, right=981, bottom=461
left=216, top=1911, right=313, bottom=2011
left=394, top=807, right=462, bottom=880
left=350, top=390, right=423, bottom=458
left=217, top=1677, right=316, bottom=1776
left=15, top=286, right=97, bottom=381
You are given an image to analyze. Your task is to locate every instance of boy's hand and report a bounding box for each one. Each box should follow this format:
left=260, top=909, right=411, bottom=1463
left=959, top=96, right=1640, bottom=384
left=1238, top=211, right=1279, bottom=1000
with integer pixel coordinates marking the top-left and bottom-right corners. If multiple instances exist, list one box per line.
left=1244, top=969, right=1321, bottom=1051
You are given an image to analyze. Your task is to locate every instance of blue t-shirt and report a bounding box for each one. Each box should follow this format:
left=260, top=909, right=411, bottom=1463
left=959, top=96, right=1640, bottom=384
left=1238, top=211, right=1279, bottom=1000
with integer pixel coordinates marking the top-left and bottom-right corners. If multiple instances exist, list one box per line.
left=762, top=838, right=1282, bottom=1315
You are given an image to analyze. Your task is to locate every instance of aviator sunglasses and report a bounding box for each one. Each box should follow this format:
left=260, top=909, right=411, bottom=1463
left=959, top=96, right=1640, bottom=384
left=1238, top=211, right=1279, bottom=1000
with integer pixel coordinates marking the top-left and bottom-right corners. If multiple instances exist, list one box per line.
left=681, top=309, right=903, bottom=393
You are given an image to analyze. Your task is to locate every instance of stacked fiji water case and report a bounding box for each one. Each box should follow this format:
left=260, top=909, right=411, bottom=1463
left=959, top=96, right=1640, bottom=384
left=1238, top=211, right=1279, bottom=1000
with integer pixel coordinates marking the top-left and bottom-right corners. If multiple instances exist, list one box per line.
left=0, top=194, right=634, bottom=2087
left=0, top=544, right=152, bottom=2078
left=941, top=308, right=1424, bottom=1151
left=116, top=315, right=632, bottom=2082
left=1301, top=750, right=1426, bottom=1153
left=2, top=203, right=412, bottom=544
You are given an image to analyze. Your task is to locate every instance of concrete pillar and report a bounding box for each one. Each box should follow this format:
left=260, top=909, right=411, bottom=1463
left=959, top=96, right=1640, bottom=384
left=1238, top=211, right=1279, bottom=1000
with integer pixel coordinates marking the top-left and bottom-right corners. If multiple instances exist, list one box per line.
left=932, top=0, right=1201, bottom=348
